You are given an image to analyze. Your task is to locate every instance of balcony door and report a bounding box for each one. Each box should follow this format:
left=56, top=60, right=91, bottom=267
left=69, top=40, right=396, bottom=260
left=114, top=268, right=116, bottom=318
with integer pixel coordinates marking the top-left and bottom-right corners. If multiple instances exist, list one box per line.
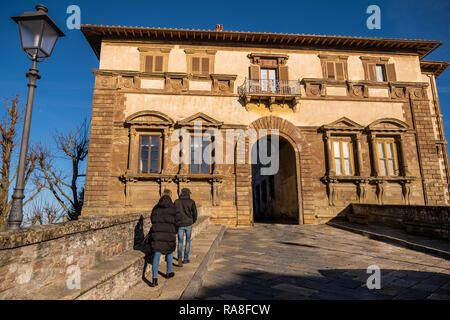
left=260, top=68, right=277, bottom=92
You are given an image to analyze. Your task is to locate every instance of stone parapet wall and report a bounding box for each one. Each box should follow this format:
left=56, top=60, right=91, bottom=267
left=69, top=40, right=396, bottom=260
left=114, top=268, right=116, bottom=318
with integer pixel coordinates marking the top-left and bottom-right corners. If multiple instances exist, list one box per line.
left=348, top=203, right=450, bottom=240
left=0, top=213, right=150, bottom=295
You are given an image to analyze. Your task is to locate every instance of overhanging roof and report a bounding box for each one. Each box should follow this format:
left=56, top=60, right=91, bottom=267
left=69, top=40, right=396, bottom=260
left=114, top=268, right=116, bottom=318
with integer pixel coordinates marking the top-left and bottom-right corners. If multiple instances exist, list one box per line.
left=420, top=60, right=449, bottom=78
left=81, top=24, right=443, bottom=61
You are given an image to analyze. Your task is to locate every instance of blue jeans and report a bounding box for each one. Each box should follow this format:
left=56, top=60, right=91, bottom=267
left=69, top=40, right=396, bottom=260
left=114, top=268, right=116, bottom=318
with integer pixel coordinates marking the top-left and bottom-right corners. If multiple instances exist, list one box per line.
left=177, top=225, right=192, bottom=261
left=152, top=252, right=173, bottom=279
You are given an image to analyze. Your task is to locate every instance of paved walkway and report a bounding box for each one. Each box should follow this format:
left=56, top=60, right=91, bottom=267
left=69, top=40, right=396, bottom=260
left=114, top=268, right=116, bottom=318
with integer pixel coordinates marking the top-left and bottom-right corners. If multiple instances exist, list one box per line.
left=328, top=220, right=450, bottom=259
left=195, top=223, right=450, bottom=300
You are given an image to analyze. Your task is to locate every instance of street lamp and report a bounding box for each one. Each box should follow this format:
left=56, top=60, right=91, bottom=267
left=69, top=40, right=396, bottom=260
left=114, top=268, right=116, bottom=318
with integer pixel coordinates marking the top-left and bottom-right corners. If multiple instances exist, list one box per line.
left=8, top=4, right=65, bottom=229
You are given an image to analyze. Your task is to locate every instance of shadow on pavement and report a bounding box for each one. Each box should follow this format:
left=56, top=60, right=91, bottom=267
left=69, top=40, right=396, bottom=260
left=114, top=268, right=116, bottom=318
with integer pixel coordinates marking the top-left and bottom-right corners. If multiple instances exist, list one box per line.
left=195, top=268, right=450, bottom=300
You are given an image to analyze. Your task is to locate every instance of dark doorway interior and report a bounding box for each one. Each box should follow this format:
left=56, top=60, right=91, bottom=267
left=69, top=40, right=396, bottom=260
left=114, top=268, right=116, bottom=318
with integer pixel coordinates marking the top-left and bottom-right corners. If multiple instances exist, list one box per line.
left=251, top=135, right=299, bottom=224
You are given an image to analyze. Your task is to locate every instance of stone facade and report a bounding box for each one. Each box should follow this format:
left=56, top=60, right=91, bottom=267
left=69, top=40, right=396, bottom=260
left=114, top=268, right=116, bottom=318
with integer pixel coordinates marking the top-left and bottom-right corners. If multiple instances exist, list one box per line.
left=80, top=25, right=450, bottom=226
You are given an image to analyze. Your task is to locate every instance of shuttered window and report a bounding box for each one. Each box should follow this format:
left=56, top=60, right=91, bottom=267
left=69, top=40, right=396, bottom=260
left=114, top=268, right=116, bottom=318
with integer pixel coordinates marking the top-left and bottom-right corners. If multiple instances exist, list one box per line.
left=144, top=55, right=164, bottom=73
left=327, top=62, right=335, bottom=79
left=145, top=56, right=153, bottom=73
left=367, top=63, right=396, bottom=82
left=154, top=56, right=163, bottom=72
left=385, top=64, right=397, bottom=81
left=326, top=61, right=345, bottom=80
left=191, top=57, right=210, bottom=75
left=201, top=58, right=209, bottom=75
left=192, top=57, right=200, bottom=73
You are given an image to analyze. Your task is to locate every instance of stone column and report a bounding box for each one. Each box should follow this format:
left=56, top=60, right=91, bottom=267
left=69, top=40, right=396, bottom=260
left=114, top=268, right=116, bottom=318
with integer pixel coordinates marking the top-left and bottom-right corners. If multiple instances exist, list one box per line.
left=161, top=130, right=169, bottom=174
left=368, top=132, right=379, bottom=177
left=179, top=134, right=189, bottom=174
left=354, top=133, right=364, bottom=176
left=128, top=127, right=138, bottom=174
left=324, top=132, right=335, bottom=176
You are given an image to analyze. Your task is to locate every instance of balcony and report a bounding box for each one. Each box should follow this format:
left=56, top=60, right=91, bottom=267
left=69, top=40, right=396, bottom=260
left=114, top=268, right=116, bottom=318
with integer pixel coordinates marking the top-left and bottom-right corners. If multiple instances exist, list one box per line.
left=238, top=78, right=301, bottom=111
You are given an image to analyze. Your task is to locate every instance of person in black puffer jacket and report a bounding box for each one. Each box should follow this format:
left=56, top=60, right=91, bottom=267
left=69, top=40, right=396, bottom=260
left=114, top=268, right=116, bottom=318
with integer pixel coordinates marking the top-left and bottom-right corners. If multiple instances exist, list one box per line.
left=148, top=191, right=181, bottom=287
left=174, top=188, right=197, bottom=267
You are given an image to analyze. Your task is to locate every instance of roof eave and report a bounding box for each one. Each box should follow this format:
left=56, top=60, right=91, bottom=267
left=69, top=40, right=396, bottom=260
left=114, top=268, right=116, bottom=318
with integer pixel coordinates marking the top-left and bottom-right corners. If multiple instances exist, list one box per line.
left=80, top=24, right=443, bottom=61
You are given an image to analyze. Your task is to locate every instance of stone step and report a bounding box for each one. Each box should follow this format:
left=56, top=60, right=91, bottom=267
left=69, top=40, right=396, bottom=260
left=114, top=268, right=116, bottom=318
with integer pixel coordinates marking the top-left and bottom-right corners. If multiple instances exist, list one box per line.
left=120, top=224, right=226, bottom=300
left=4, top=216, right=211, bottom=300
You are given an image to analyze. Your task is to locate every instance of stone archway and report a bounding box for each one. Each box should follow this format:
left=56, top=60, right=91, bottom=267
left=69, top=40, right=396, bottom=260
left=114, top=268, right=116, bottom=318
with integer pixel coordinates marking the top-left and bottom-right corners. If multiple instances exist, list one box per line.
left=251, top=134, right=299, bottom=223
left=234, top=116, right=314, bottom=226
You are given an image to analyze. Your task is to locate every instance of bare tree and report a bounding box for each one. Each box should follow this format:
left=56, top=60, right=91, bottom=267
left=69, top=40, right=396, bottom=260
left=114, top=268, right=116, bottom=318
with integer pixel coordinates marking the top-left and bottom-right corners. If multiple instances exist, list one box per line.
left=0, top=95, right=43, bottom=230
left=23, top=199, right=64, bottom=226
left=34, top=119, right=89, bottom=220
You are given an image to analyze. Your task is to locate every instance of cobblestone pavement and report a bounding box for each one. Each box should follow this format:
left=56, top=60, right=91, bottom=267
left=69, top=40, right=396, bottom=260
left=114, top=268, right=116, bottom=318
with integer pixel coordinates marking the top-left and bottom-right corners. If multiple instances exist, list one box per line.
left=195, top=223, right=450, bottom=300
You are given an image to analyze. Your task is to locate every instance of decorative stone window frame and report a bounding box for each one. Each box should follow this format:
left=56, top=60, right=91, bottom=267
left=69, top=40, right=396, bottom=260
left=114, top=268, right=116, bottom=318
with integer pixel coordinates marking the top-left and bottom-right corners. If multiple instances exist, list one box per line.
left=320, top=117, right=364, bottom=178
left=124, top=110, right=174, bottom=176
left=318, top=54, right=349, bottom=81
left=365, top=118, right=412, bottom=178
left=138, top=47, right=171, bottom=74
left=360, top=56, right=396, bottom=82
left=175, top=112, right=224, bottom=206
left=176, top=112, right=223, bottom=175
left=319, top=117, right=365, bottom=206
left=241, top=53, right=300, bottom=112
left=365, top=118, right=416, bottom=205
left=247, top=53, right=289, bottom=82
left=247, top=53, right=289, bottom=66
left=184, top=49, right=217, bottom=79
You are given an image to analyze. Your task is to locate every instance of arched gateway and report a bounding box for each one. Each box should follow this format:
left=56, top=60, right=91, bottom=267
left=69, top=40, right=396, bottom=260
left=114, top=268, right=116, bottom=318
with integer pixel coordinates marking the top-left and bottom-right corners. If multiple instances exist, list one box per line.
left=251, top=135, right=299, bottom=223
left=234, top=116, right=314, bottom=226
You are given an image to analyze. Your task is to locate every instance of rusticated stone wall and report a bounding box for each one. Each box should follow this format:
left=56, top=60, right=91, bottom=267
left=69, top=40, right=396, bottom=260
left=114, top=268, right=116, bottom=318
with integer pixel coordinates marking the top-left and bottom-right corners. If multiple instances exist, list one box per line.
left=0, top=214, right=149, bottom=296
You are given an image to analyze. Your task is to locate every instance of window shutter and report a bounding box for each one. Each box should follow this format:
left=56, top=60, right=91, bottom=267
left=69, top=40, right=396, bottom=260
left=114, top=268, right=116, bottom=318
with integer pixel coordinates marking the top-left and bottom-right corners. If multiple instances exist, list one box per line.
left=335, top=62, right=345, bottom=80
left=250, top=65, right=260, bottom=80
left=278, top=65, right=289, bottom=93
left=154, top=56, right=163, bottom=72
left=327, top=62, right=335, bottom=79
left=145, top=56, right=153, bottom=73
left=201, top=57, right=210, bottom=75
left=386, top=63, right=397, bottom=81
left=192, top=57, right=200, bottom=73
left=368, top=63, right=376, bottom=81
left=278, top=66, right=289, bottom=81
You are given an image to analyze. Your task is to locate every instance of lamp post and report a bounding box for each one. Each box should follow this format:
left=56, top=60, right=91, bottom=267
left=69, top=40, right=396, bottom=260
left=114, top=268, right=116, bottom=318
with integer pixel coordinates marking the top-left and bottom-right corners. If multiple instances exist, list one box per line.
left=8, top=4, right=65, bottom=229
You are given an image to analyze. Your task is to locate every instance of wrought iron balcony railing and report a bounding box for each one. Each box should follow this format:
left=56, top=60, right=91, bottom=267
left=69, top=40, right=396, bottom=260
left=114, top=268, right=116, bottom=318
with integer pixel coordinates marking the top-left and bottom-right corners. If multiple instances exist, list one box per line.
left=238, top=78, right=301, bottom=96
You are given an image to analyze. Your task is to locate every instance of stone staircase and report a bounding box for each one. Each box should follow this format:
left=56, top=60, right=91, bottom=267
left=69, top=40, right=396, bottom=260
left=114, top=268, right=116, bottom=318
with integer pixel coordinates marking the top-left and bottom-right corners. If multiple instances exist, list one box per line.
left=120, top=224, right=225, bottom=300
left=2, top=216, right=225, bottom=300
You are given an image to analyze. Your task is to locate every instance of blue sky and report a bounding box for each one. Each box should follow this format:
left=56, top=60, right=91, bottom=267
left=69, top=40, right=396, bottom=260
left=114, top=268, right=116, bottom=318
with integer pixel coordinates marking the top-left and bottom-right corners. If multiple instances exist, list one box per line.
left=1, top=0, right=449, bottom=210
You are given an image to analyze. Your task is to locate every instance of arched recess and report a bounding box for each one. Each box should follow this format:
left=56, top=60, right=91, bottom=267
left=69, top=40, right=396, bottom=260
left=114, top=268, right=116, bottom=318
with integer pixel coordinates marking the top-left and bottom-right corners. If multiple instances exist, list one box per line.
left=366, top=118, right=410, bottom=131
left=234, top=116, right=314, bottom=225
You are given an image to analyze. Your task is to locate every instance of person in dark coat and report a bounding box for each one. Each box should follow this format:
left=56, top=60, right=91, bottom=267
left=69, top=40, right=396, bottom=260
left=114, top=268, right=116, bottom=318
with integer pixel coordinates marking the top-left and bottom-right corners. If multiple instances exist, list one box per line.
left=174, top=188, right=198, bottom=267
left=148, top=191, right=181, bottom=287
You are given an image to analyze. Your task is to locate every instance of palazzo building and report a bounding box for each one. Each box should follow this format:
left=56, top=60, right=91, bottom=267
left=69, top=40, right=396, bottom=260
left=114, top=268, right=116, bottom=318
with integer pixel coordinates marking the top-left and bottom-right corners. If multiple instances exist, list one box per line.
left=81, top=24, right=449, bottom=226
